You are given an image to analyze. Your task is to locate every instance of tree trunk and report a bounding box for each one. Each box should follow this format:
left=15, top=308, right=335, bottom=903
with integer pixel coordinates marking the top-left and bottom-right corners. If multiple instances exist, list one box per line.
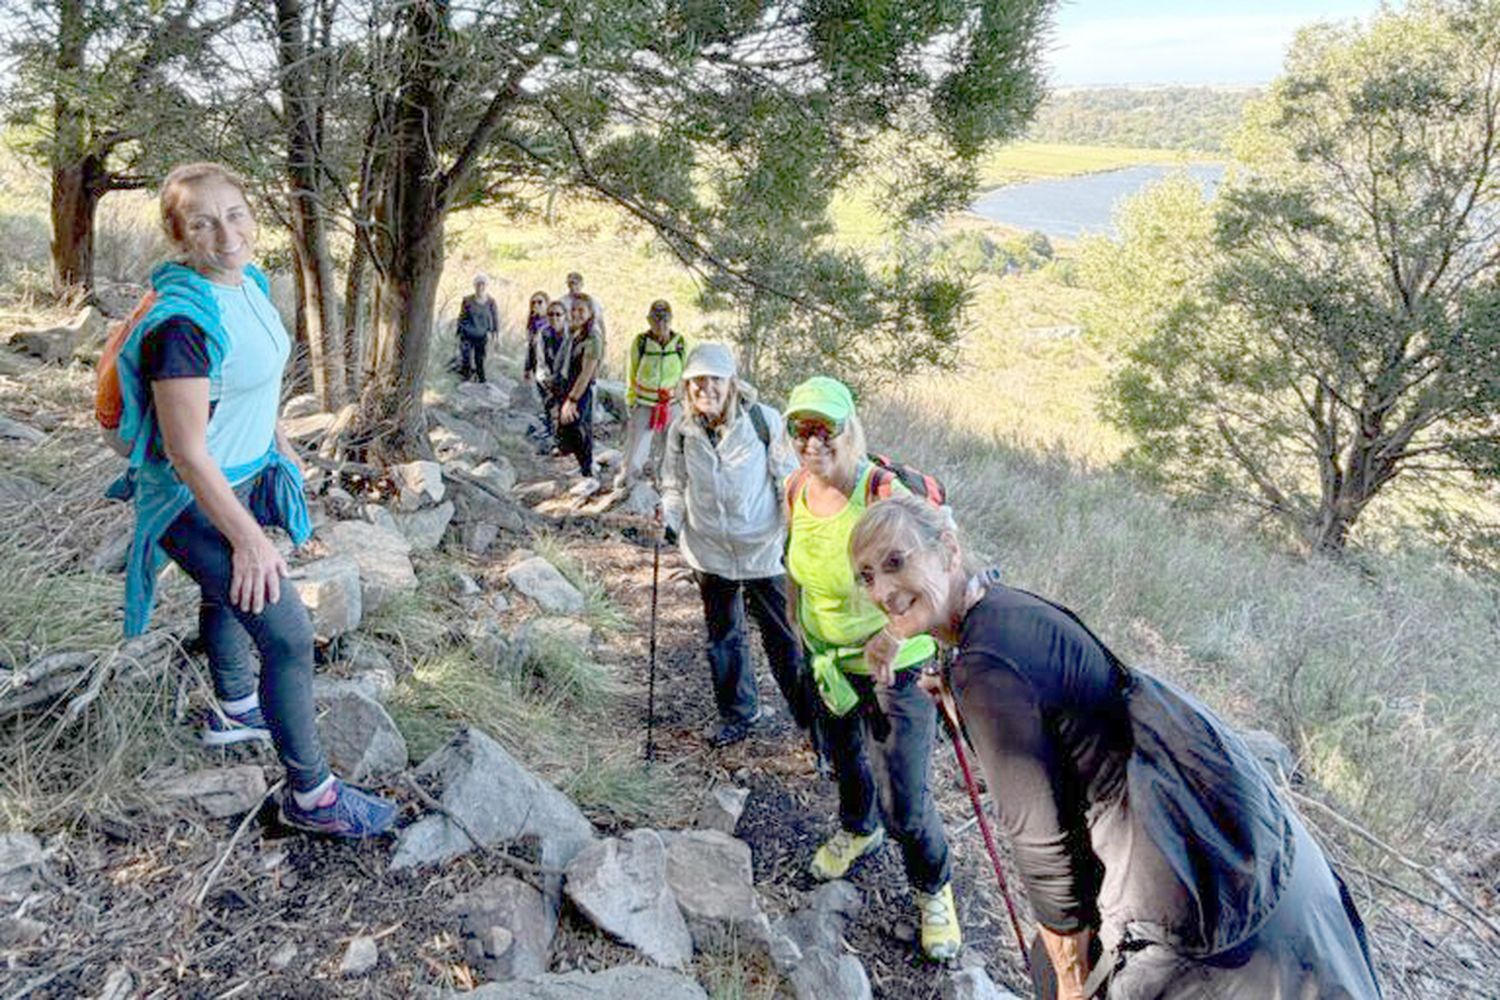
left=356, top=0, right=450, bottom=462
left=49, top=0, right=95, bottom=298
left=276, top=0, right=346, bottom=410
left=343, top=244, right=368, bottom=394
left=50, top=160, right=101, bottom=298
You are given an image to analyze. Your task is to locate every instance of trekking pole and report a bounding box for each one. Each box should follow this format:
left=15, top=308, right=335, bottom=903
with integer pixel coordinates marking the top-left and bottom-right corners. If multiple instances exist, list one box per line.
left=645, top=524, right=661, bottom=763
left=934, top=677, right=1031, bottom=973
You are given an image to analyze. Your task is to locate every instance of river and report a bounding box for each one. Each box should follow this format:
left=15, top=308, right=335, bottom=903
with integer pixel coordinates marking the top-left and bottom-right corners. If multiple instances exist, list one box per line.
left=969, top=163, right=1225, bottom=240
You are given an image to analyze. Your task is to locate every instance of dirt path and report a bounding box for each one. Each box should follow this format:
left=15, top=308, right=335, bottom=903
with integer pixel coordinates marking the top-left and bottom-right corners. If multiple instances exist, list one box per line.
left=562, top=526, right=1036, bottom=997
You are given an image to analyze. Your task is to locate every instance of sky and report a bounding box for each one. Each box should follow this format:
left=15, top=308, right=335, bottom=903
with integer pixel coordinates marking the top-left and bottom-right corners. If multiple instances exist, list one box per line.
left=1048, top=0, right=1391, bottom=86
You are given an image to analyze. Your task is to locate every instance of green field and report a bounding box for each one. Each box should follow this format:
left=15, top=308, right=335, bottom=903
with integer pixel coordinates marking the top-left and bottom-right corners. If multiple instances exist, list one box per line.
left=975, top=141, right=1216, bottom=188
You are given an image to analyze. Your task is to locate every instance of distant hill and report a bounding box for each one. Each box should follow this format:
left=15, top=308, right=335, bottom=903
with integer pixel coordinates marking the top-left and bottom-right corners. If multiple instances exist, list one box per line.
left=1028, top=86, right=1257, bottom=153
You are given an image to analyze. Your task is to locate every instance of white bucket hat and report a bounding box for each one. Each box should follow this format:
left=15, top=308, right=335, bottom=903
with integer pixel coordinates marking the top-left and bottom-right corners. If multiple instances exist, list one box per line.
left=681, top=342, right=737, bottom=381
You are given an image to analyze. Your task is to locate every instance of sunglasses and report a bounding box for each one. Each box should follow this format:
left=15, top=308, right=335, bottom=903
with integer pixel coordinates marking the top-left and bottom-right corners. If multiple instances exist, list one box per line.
left=787, top=416, right=844, bottom=443
left=547, top=310, right=566, bottom=318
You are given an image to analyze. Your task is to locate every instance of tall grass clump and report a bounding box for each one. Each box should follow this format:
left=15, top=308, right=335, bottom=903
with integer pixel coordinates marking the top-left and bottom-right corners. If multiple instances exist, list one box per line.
left=529, top=531, right=630, bottom=635
left=864, top=392, right=1500, bottom=853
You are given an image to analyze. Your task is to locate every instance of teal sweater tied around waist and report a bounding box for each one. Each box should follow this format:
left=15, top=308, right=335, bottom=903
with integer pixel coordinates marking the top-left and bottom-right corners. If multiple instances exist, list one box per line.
left=111, top=262, right=310, bottom=637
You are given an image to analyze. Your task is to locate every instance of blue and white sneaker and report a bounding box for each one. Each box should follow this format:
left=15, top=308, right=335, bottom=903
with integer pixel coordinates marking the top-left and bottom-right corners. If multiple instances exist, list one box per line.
left=279, top=780, right=398, bottom=839
left=200, top=705, right=273, bottom=746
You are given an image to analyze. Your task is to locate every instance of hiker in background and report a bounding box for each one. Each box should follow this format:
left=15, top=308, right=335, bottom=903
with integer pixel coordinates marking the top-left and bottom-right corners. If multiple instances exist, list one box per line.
left=660, top=343, right=809, bottom=747
left=781, top=375, right=961, bottom=961
left=557, top=270, right=606, bottom=353
left=614, top=299, right=688, bottom=492
left=522, top=291, right=563, bottom=449
left=554, top=293, right=602, bottom=485
left=111, top=162, right=395, bottom=837
left=456, top=274, right=499, bottom=382
left=849, top=496, right=1383, bottom=1000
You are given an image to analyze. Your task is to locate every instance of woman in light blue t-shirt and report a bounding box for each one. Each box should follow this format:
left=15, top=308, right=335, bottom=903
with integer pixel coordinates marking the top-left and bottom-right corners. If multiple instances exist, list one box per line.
left=133, top=162, right=395, bottom=838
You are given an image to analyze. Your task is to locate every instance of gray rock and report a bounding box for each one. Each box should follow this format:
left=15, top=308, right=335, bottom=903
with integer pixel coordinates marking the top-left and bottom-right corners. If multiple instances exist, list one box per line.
left=449, top=378, right=516, bottom=413
left=268, top=940, right=298, bottom=971
left=0, top=415, right=46, bottom=445
left=340, top=935, right=378, bottom=976
left=455, top=571, right=482, bottom=597
left=664, top=830, right=771, bottom=951
left=945, top=967, right=1025, bottom=1000
left=281, top=393, right=321, bottom=419
left=313, top=668, right=396, bottom=704
left=463, top=521, right=501, bottom=556
left=594, top=447, right=623, bottom=470
left=393, top=500, right=454, bottom=552
left=769, top=880, right=862, bottom=971
left=444, top=965, right=708, bottom=1000
left=392, top=728, right=594, bottom=875
left=469, top=620, right=512, bottom=669
left=429, top=410, right=500, bottom=464
left=614, top=481, right=661, bottom=518
left=593, top=379, right=628, bottom=421
left=446, top=874, right=556, bottom=981
left=695, top=785, right=750, bottom=835
left=315, top=688, right=407, bottom=781
left=469, top=458, right=518, bottom=495
left=0, top=350, right=39, bottom=377
left=1241, top=728, right=1297, bottom=782
left=365, top=503, right=400, bottom=534
left=11, top=307, right=104, bottom=364
left=282, top=411, right=337, bottom=442
left=151, top=765, right=267, bottom=819
left=343, top=636, right=394, bottom=675
left=95, top=965, right=135, bottom=1000
left=505, top=557, right=584, bottom=614
left=0, top=915, right=46, bottom=948
left=0, top=833, right=48, bottom=904
left=790, top=949, right=872, bottom=1000
left=812, top=879, right=864, bottom=920
left=514, top=480, right=562, bottom=505
left=322, top=520, right=417, bottom=614
left=324, top=486, right=358, bottom=517
left=452, top=490, right=529, bottom=533
left=393, top=459, right=446, bottom=511
left=515, top=617, right=592, bottom=654
left=290, top=554, right=363, bottom=640
left=94, top=283, right=148, bottom=319
left=564, top=830, right=692, bottom=969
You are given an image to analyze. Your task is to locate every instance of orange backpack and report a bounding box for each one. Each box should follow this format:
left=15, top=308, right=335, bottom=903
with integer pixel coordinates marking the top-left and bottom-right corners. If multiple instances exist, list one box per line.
left=94, top=291, right=158, bottom=455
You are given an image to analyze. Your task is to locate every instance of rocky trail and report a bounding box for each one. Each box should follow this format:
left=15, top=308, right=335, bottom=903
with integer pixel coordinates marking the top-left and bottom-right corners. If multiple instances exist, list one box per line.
left=0, top=317, right=1034, bottom=999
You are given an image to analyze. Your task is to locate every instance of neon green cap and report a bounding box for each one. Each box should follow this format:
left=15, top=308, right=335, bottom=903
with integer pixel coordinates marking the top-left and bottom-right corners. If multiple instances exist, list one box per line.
left=785, top=376, right=856, bottom=423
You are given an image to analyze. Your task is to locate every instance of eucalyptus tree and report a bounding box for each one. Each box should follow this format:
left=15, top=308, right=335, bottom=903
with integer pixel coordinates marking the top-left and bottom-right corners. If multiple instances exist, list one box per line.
left=1102, top=1, right=1500, bottom=552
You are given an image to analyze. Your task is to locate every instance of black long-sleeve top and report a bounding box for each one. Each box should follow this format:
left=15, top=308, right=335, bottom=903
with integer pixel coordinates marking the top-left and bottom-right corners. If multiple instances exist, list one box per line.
left=950, top=585, right=1133, bottom=932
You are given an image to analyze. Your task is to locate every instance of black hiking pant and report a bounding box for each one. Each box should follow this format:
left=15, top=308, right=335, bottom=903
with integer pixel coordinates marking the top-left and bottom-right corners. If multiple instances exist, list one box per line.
left=824, top=666, right=952, bottom=894
left=458, top=333, right=488, bottom=382
left=554, top=384, right=594, bottom=476
left=696, top=571, right=810, bottom=728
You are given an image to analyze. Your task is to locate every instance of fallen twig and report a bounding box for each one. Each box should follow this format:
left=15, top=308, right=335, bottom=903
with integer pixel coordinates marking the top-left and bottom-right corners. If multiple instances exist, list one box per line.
left=193, top=778, right=285, bottom=909
left=1293, top=790, right=1500, bottom=954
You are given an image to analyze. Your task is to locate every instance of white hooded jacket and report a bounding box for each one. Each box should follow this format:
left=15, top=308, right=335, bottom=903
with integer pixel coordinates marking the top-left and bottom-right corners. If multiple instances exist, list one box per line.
left=661, top=389, right=799, bottom=580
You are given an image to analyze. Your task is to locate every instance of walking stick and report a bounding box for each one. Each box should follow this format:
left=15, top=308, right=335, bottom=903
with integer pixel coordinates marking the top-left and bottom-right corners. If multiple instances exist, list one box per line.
left=934, top=676, right=1031, bottom=973
left=645, top=527, right=661, bottom=763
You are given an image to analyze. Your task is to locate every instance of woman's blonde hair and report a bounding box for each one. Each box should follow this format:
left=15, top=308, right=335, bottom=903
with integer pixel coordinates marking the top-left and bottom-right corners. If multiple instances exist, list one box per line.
left=825, top=414, right=867, bottom=485
left=849, top=493, right=960, bottom=568
left=159, top=162, right=251, bottom=244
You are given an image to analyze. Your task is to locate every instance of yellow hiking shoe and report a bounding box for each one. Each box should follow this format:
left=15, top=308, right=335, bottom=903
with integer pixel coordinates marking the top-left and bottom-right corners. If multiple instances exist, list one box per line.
left=916, top=882, right=962, bottom=960
left=809, top=827, right=885, bottom=880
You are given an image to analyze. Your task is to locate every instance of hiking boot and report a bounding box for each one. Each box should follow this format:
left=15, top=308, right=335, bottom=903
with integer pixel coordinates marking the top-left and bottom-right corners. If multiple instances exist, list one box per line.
left=809, top=826, right=885, bottom=881
left=708, top=706, right=772, bottom=748
left=916, top=882, right=962, bottom=960
left=279, top=780, right=398, bottom=839
left=200, top=704, right=272, bottom=746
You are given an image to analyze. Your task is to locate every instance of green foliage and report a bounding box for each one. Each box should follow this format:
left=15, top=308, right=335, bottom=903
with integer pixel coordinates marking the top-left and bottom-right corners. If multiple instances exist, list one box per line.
left=1028, top=86, right=1256, bottom=153
left=1098, top=2, right=1500, bottom=551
